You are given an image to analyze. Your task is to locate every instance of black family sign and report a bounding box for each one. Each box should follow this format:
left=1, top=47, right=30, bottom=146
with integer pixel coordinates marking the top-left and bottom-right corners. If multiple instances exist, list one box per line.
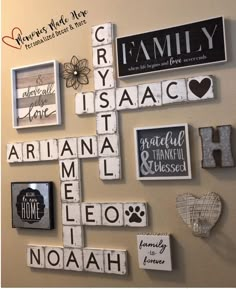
left=116, top=17, right=226, bottom=77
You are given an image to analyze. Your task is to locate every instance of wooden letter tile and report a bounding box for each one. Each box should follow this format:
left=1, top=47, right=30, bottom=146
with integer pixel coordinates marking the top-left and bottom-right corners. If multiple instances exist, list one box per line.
left=162, top=79, right=187, bottom=104
left=62, top=203, right=81, bottom=225
left=78, top=136, right=98, bottom=158
left=58, top=138, right=77, bottom=159
left=138, top=83, right=162, bottom=108
left=95, top=89, right=116, bottom=112
left=75, top=92, right=95, bottom=115
left=81, top=203, right=102, bottom=226
left=61, top=181, right=81, bottom=203
left=63, top=225, right=84, bottom=248
left=99, top=157, right=121, bottom=180
left=96, top=111, right=118, bottom=134
left=124, top=203, right=148, bottom=227
left=98, top=134, right=120, bottom=157
left=59, top=159, right=80, bottom=181
left=94, top=67, right=115, bottom=91
left=7, top=143, right=22, bottom=163
left=27, top=245, right=45, bottom=268
left=22, top=141, right=40, bottom=162
left=83, top=248, right=104, bottom=273
left=93, top=44, right=113, bottom=68
left=116, top=86, right=138, bottom=110
left=104, top=250, right=127, bottom=275
left=45, top=247, right=64, bottom=270
left=91, top=23, right=113, bottom=47
left=64, top=248, right=83, bottom=271
left=102, top=203, right=124, bottom=226
left=187, top=76, right=214, bottom=101
left=40, top=139, right=58, bottom=161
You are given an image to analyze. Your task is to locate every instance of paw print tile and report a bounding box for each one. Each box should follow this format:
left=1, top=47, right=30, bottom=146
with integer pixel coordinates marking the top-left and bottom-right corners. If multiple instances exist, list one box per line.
left=124, top=203, right=148, bottom=227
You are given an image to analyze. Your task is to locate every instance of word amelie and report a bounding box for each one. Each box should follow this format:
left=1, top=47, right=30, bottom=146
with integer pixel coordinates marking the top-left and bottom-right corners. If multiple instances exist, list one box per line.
left=176, top=192, right=222, bottom=237
left=134, top=124, right=192, bottom=180
left=137, top=234, right=172, bottom=271
left=11, top=60, right=61, bottom=129
left=76, top=75, right=214, bottom=114
left=116, top=17, right=226, bottom=77
left=27, top=246, right=127, bottom=275
left=11, top=182, right=54, bottom=229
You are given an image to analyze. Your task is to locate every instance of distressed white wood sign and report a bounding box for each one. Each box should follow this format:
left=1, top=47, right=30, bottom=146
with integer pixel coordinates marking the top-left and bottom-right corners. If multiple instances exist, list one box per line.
left=95, top=89, right=116, bottom=112
left=45, top=247, right=64, bottom=270
left=22, top=141, right=40, bottom=162
left=63, top=225, right=84, bottom=248
left=75, top=92, right=95, bottom=115
left=40, top=139, right=58, bottom=161
left=64, top=248, right=84, bottom=271
left=137, top=234, right=172, bottom=271
left=78, top=136, right=98, bottom=158
left=96, top=111, right=118, bottom=134
left=138, top=83, right=162, bottom=108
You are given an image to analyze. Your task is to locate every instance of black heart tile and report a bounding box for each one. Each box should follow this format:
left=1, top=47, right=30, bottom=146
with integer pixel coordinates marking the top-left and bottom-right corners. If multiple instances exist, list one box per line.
left=189, top=78, right=211, bottom=98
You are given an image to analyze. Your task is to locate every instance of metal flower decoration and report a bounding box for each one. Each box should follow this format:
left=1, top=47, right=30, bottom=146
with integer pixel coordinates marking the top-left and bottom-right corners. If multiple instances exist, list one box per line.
left=62, top=56, right=91, bottom=90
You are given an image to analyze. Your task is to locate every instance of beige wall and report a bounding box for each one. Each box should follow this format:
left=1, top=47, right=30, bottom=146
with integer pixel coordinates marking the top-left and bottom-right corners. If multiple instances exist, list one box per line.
left=2, top=0, right=236, bottom=287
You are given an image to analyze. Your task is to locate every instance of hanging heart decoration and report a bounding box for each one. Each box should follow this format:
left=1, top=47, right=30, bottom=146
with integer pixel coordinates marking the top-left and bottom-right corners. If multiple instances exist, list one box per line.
left=176, top=192, right=222, bottom=237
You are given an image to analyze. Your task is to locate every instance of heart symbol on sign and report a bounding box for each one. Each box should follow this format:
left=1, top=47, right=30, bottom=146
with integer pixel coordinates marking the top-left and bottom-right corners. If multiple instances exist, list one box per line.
left=176, top=192, right=222, bottom=237
left=2, top=27, right=23, bottom=50
left=189, top=78, right=211, bottom=98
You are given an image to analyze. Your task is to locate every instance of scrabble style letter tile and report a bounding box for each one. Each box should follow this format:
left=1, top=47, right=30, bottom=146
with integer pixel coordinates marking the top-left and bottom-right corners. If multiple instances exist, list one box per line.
left=58, top=138, right=77, bottom=159
left=22, top=141, right=40, bottom=162
left=83, top=249, right=104, bottom=273
left=62, top=203, right=81, bottom=225
left=64, top=248, right=83, bottom=271
left=45, top=247, right=63, bottom=270
left=95, top=89, right=116, bottom=112
left=78, top=136, right=98, bottom=158
left=75, top=92, right=95, bottom=115
left=7, top=143, right=22, bottom=163
left=94, top=67, right=115, bottom=91
left=63, top=226, right=84, bottom=248
left=104, top=250, right=127, bottom=275
left=27, top=246, right=45, bottom=268
left=187, top=76, right=214, bottom=101
left=124, top=203, right=148, bottom=227
left=116, top=86, right=138, bottom=110
left=93, top=44, right=113, bottom=68
left=59, top=159, right=80, bottom=181
left=40, top=139, right=58, bottom=161
left=61, top=181, right=81, bottom=202
left=102, top=203, right=124, bottom=226
left=162, top=79, right=187, bottom=104
left=98, top=134, right=119, bottom=157
left=138, top=83, right=162, bottom=108
left=99, top=157, right=121, bottom=180
left=96, top=111, right=118, bottom=134
left=91, top=23, right=113, bottom=47
left=81, top=203, right=102, bottom=226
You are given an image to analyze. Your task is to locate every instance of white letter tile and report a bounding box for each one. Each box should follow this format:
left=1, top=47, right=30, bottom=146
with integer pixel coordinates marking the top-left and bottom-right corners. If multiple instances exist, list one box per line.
left=95, top=89, right=116, bottom=112
left=22, top=141, right=40, bottom=162
left=45, top=247, right=64, bottom=270
left=27, top=246, right=45, bottom=268
left=64, top=248, right=83, bottom=271
left=102, top=203, right=124, bottom=226
left=59, top=159, right=80, bottom=181
left=61, top=181, right=81, bottom=203
left=91, top=23, right=113, bottom=47
left=138, top=83, right=162, bottom=108
left=40, top=139, right=58, bottom=161
left=162, top=79, right=187, bottom=105
left=94, top=67, right=115, bottom=91
left=81, top=203, right=102, bottom=226
left=104, top=250, right=127, bottom=275
left=58, top=138, right=77, bottom=159
left=96, top=111, right=118, bottom=135
left=98, top=134, right=120, bottom=157
left=78, top=136, right=98, bottom=158
left=7, top=143, right=22, bottom=163
left=99, top=157, right=121, bottom=180
left=63, top=225, right=84, bottom=248
left=75, top=92, right=95, bottom=115
left=83, top=249, right=104, bottom=273
left=116, top=86, right=138, bottom=110
left=93, top=44, right=113, bottom=68
left=62, top=203, right=81, bottom=225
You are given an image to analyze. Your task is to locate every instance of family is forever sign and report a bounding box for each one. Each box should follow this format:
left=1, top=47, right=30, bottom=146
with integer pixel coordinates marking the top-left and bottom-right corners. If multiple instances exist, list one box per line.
left=134, top=124, right=191, bottom=180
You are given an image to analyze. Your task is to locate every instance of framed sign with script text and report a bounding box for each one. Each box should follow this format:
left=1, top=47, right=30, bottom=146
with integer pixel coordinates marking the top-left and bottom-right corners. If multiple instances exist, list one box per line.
left=11, top=182, right=54, bottom=229
left=116, top=16, right=226, bottom=78
left=134, top=124, right=192, bottom=180
left=11, top=60, right=61, bottom=129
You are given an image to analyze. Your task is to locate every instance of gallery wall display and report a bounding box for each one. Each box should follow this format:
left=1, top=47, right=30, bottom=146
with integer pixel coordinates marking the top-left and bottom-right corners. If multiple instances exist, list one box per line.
left=137, top=234, right=172, bottom=271
left=116, top=16, right=226, bottom=78
left=7, top=17, right=232, bottom=276
left=11, top=60, right=61, bottom=129
left=11, top=182, right=54, bottom=229
left=176, top=192, right=222, bottom=237
left=134, top=124, right=192, bottom=180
